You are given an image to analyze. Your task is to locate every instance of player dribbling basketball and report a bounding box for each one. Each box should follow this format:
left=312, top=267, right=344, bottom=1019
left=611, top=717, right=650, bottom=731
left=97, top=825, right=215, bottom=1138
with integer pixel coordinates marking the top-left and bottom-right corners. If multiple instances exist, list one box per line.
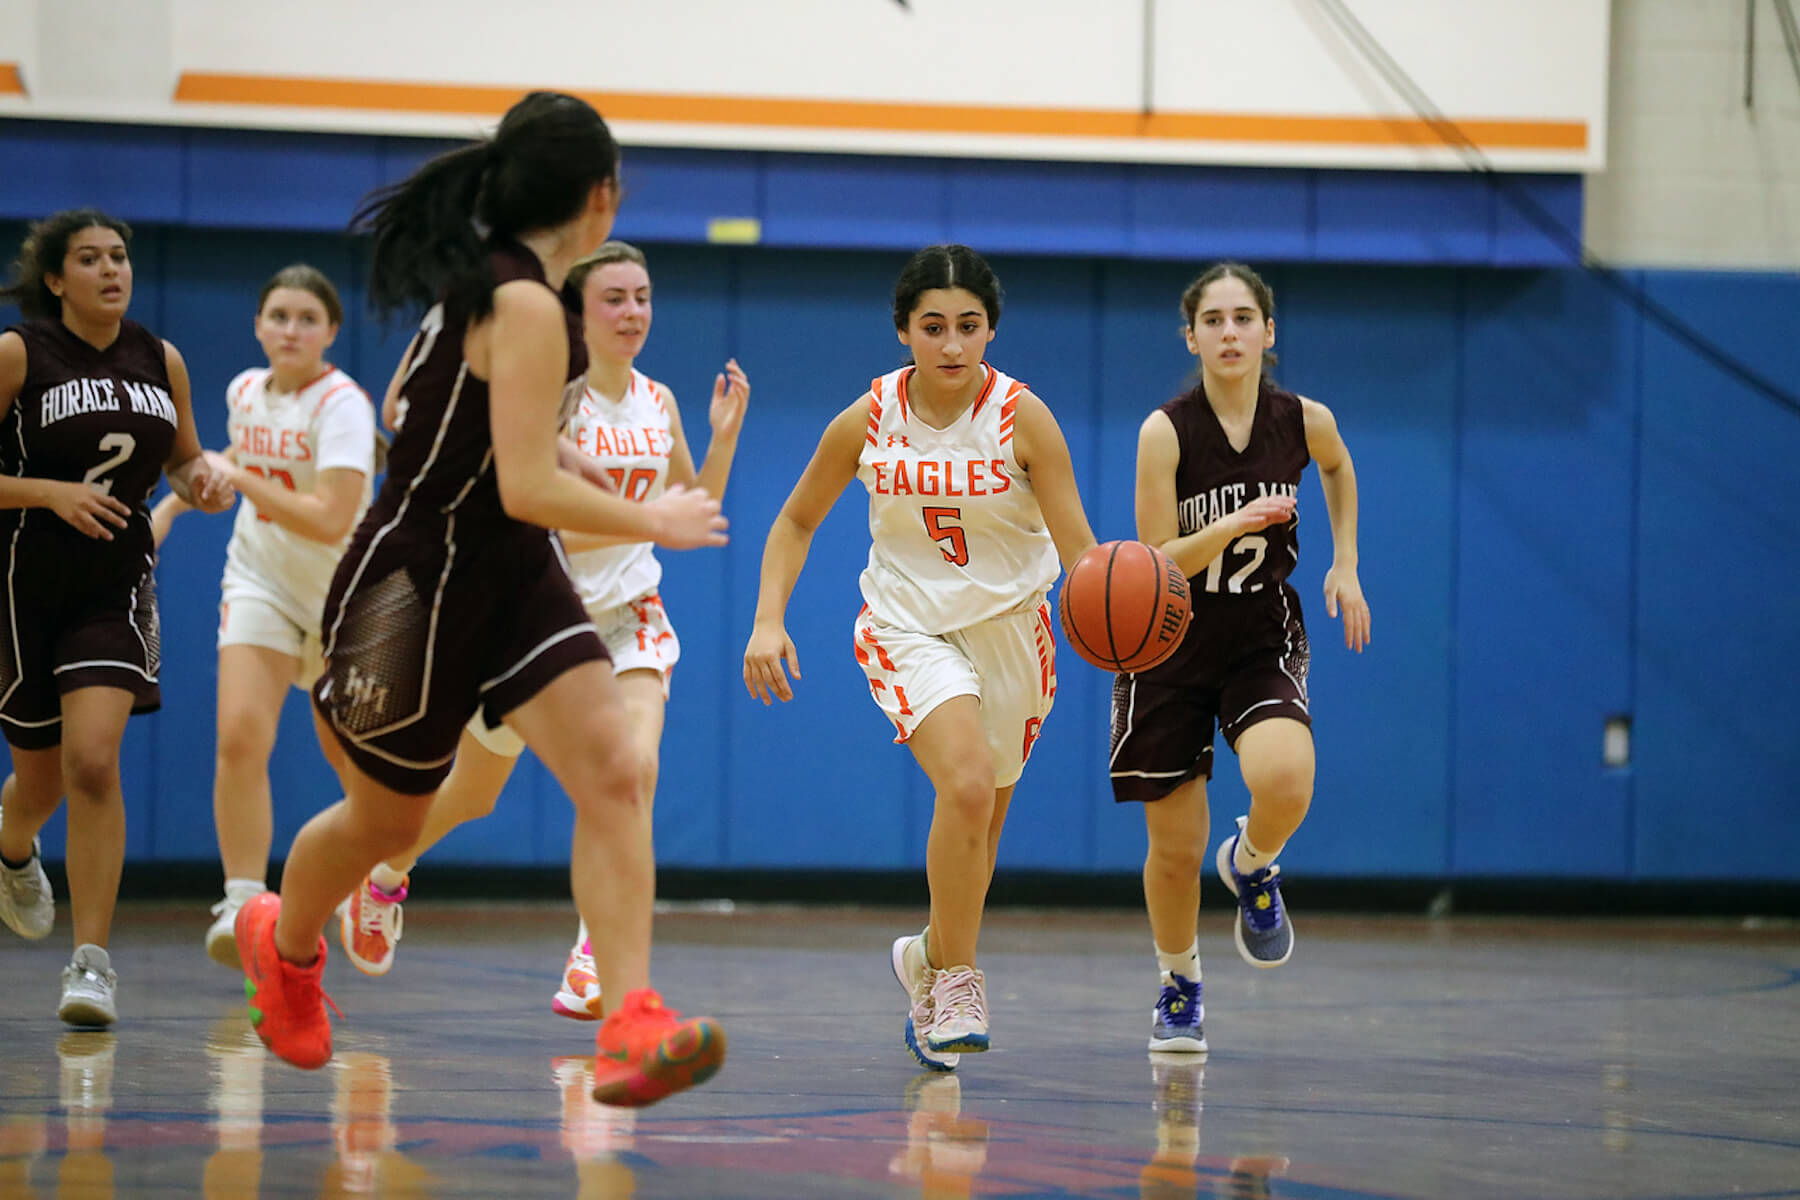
left=742, top=244, right=1100, bottom=1071
left=1113, top=262, right=1370, bottom=1055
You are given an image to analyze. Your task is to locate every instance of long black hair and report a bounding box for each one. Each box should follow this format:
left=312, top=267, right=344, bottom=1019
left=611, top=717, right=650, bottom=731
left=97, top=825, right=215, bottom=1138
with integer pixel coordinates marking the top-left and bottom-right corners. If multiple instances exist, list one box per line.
left=351, top=91, right=620, bottom=322
left=0, top=208, right=133, bottom=321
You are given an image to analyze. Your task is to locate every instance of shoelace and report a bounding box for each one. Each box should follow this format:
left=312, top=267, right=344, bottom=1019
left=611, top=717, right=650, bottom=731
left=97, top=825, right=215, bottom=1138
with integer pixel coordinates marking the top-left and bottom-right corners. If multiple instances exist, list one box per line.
left=1237, top=864, right=1285, bottom=933
left=357, top=887, right=404, bottom=940
left=929, top=969, right=987, bottom=1029
left=286, top=962, right=345, bottom=1020
left=1158, top=978, right=1199, bottom=1024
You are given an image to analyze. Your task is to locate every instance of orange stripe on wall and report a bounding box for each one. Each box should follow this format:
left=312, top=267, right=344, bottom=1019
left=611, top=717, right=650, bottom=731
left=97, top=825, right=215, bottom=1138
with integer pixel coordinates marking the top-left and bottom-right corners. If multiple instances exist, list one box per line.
left=0, top=63, right=25, bottom=97
left=174, top=71, right=1588, bottom=153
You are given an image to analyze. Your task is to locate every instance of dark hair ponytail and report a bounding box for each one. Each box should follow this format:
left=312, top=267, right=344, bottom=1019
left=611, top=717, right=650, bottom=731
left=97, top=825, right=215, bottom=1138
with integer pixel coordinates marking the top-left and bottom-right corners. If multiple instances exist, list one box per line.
left=352, top=91, right=620, bottom=322
left=1, top=208, right=133, bottom=321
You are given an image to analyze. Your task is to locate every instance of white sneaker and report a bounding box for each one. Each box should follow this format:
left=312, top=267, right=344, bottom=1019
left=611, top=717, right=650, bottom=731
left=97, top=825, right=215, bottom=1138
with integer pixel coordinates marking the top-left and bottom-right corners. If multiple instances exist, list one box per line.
left=922, top=966, right=989, bottom=1054
left=205, top=886, right=265, bottom=969
left=59, top=944, right=118, bottom=1028
left=891, top=934, right=959, bottom=1072
left=0, top=807, right=54, bottom=940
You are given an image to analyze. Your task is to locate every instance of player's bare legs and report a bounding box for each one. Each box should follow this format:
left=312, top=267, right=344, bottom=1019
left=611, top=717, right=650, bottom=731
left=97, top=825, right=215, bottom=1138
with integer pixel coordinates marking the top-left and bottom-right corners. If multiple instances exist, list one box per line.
left=507, top=660, right=723, bottom=1106
left=212, top=645, right=295, bottom=884
left=1217, top=717, right=1313, bottom=969
left=900, top=696, right=1000, bottom=1056
left=1143, top=777, right=1209, bottom=1051
left=58, top=687, right=133, bottom=952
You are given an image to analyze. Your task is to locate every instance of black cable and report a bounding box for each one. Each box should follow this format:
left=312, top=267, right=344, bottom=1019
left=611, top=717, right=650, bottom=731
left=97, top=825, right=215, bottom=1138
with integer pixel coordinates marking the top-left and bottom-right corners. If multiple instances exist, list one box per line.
left=1312, top=0, right=1800, bottom=418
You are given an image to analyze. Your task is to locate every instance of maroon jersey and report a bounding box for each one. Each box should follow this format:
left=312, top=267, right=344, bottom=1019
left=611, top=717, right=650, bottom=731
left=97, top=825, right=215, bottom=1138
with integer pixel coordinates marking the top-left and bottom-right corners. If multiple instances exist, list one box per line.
left=0, top=318, right=177, bottom=567
left=373, top=238, right=586, bottom=534
left=1138, top=379, right=1310, bottom=682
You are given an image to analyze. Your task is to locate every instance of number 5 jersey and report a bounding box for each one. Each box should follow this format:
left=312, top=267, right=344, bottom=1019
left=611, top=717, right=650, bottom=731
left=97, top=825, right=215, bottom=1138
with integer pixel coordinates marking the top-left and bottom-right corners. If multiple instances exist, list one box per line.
left=856, top=363, right=1058, bottom=636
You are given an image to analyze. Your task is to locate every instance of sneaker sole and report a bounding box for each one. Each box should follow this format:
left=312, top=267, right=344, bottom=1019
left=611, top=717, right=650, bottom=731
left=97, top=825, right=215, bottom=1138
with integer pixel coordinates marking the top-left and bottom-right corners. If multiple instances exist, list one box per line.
left=591, top=1019, right=727, bottom=1107
left=58, top=998, right=116, bottom=1028
left=552, top=990, right=602, bottom=1021
left=925, top=1030, right=989, bottom=1054
left=891, top=936, right=960, bottom=1072
left=1148, top=1034, right=1209, bottom=1054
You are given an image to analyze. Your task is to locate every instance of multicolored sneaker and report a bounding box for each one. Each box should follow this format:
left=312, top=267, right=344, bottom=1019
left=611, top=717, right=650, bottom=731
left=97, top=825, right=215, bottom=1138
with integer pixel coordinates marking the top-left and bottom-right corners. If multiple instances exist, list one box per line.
left=236, top=891, right=338, bottom=1070
left=1148, top=971, right=1207, bottom=1053
left=0, top=811, right=54, bottom=940
left=590, top=989, right=725, bottom=1108
left=552, top=939, right=604, bottom=1020
left=340, top=875, right=406, bottom=977
left=922, top=966, right=989, bottom=1055
left=891, top=934, right=959, bottom=1072
left=1216, top=816, right=1294, bottom=968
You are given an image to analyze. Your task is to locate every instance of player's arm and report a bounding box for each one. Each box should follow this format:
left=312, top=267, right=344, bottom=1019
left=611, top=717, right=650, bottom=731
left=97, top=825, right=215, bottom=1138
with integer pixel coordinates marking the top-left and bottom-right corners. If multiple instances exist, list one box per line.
left=162, top=342, right=235, bottom=513
left=382, top=333, right=420, bottom=432
left=0, top=331, right=133, bottom=538
left=1011, top=389, right=1097, bottom=571
left=206, top=458, right=365, bottom=544
left=1302, top=395, right=1370, bottom=651
left=485, top=281, right=724, bottom=550
left=1136, top=410, right=1293, bottom=578
left=743, top=394, right=867, bottom=704
left=676, top=359, right=749, bottom=501
left=149, top=491, right=191, bottom=547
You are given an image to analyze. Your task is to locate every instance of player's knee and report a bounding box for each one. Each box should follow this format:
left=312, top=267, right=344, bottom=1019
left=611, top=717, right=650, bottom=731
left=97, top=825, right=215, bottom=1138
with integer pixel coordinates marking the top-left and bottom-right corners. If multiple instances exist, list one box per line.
left=60, top=746, right=121, bottom=801
left=1146, top=835, right=1206, bottom=881
left=934, top=772, right=994, bottom=828
left=215, top=708, right=277, bottom=766
left=568, top=740, right=652, bottom=818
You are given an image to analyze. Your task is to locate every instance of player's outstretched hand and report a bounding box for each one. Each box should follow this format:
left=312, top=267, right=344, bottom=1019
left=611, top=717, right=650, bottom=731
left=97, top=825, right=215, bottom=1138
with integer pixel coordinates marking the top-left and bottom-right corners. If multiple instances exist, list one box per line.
left=744, top=620, right=800, bottom=704
left=647, top=483, right=727, bottom=549
left=1323, top=563, right=1370, bottom=652
left=190, top=452, right=238, bottom=513
left=50, top=480, right=131, bottom=540
left=709, top=358, right=750, bottom=443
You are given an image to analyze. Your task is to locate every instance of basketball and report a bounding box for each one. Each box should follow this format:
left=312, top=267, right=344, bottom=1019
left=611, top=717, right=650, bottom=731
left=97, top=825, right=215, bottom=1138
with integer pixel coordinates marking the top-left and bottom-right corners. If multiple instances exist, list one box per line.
left=1058, top=541, right=1192, bottom=673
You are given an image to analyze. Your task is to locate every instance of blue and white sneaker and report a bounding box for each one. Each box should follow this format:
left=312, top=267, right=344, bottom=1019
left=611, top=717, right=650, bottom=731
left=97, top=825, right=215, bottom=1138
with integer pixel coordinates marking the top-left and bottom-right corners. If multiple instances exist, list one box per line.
left=1216, top=816, right=1294, bottom=968
left=891, top=934, right=959, bottom=1073
left=1148, top=971, right=1207, bottom=1053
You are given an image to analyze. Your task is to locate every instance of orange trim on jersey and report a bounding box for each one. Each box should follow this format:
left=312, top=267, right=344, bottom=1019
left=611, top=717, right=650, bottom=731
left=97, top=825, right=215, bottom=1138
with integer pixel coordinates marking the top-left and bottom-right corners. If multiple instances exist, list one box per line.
left=998, top=389, right=1022, bottom=445
left=866, top=378, right=884, bottom=446
left=1034, top=602, right=1058, bottom=702
left=0, top=64, right=24, bottom=97
left=171, top=71, right=1590, bottom=153
left=968, top=365, right=1001, bottom=419
left=897, top=368, right=913, bottom=425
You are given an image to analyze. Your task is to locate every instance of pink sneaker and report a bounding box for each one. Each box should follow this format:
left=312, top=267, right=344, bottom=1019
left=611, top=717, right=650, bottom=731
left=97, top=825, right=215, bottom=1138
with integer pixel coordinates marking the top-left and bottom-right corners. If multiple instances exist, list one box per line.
left=339, top=876, right=406, bottom=977
left=552, top=939, right=604, bottom=1020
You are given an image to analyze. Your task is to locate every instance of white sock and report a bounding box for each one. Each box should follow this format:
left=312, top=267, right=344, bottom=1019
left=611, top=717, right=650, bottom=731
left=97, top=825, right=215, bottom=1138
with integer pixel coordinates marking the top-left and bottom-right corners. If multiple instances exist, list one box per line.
left=370, top=862, right=407, bottom=892
left=1156, top=940, right=1201, bottom=982
left=1233, top=830, right=1282, bottom=875
left=223, top=878, right=266, bottom=901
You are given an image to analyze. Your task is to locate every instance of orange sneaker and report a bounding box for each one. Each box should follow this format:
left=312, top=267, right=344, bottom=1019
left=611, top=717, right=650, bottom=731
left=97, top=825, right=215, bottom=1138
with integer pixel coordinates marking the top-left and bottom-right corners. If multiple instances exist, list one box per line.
left=552, top=939, right=604, bottom=1021
left=339, top=875, right=406, bottom=977
left=235, top=892, right=338, bottom=1070
left=590, top=989, right=725, bottom=1108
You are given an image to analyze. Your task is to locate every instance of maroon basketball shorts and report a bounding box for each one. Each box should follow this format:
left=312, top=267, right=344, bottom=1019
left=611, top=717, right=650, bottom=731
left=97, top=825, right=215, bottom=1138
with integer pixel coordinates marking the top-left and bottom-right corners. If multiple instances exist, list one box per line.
left=0, top=550, right=160, bottom=750
left=1108, top=642, right=1312, bottom=805
left=313, top=523, right=607, bottom=794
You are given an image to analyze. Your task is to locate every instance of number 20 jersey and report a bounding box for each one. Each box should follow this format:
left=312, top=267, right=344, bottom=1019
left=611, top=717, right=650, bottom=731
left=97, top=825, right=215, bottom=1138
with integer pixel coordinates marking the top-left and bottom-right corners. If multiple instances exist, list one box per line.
left=562, top=368, right=672, bottom=613
left=856, top=363, right=1058, bottom=636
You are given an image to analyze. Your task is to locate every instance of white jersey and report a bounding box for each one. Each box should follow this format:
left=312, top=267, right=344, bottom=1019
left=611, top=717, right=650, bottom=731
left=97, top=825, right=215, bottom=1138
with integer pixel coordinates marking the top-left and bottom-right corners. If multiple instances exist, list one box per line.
left=222, top=366, right=376, bottom=632
left=563, top=368, right=672, bottom=611
left=857, top=363, right=1059, bottom=635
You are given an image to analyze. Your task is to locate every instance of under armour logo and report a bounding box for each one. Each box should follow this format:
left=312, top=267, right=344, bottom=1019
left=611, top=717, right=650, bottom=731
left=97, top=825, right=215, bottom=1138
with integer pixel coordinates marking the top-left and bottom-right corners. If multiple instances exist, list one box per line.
left=886, top=434, right=908, bottom=447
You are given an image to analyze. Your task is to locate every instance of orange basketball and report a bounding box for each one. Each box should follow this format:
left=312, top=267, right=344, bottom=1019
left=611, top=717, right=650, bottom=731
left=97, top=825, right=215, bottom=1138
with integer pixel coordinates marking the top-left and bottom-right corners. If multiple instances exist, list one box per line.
left=1058, top=541, right=1192, bottom=673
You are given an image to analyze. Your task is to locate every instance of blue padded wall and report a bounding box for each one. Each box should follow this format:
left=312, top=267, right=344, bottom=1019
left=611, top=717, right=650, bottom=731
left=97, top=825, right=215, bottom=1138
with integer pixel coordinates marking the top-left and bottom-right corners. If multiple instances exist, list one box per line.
left=5, top=119, right=1798, bottom=882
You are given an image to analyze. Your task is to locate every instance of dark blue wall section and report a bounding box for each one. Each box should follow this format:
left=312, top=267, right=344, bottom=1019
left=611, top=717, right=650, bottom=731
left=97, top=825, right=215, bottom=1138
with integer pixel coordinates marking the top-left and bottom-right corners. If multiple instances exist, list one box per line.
left=5, top=120, right=1797, bottom=882
left=2, top=119, right=1583, bottom=268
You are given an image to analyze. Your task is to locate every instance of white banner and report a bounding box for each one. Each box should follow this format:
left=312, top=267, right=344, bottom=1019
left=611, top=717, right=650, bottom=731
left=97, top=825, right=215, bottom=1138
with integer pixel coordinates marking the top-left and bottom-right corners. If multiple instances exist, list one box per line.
left=1, top=0, right=1609, bottom=170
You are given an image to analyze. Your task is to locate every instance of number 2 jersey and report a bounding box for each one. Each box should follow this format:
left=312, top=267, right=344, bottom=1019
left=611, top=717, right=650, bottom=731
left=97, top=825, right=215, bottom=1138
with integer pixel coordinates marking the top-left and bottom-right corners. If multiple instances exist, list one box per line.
left=562, top=367, right=672, bottom=612
left=222, top=365, right=375, bottom=632
left=856, top=363, right=1058, bottom=635
left=1137, top=378, right=1310, bottom=683
left=0, top=317, right=176, bottom=572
